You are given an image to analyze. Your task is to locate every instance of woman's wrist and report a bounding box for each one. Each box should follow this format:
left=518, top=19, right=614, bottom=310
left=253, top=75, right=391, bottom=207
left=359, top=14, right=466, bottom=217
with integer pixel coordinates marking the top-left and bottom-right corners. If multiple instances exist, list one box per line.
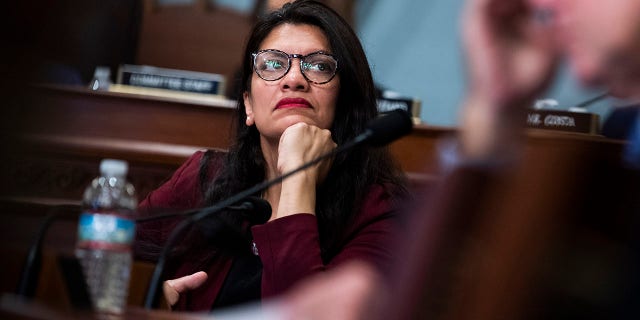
left=275, top=173, right=317, bottom=219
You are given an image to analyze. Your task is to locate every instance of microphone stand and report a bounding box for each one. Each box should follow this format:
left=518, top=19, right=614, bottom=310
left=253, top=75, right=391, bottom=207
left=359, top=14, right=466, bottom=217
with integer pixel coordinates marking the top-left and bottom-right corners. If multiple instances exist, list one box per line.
left=16, top=204, right=81, bottom=298
left=16, top=214, right=56, bottom=298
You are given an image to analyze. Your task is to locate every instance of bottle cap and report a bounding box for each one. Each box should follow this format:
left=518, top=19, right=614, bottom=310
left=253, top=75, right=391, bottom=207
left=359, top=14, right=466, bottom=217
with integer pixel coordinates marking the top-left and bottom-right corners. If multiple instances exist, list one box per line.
left=99, top=159, right=128, bottom=177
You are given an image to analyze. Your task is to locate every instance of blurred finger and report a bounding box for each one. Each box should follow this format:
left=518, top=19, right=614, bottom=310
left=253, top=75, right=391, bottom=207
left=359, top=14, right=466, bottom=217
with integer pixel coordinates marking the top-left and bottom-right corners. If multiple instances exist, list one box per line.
left=163, top=271, right=208, bottom=307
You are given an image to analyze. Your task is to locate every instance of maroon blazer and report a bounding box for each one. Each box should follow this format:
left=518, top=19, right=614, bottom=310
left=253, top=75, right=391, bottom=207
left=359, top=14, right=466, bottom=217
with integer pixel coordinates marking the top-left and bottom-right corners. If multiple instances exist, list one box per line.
left=135, top=150, right=401, bottom=311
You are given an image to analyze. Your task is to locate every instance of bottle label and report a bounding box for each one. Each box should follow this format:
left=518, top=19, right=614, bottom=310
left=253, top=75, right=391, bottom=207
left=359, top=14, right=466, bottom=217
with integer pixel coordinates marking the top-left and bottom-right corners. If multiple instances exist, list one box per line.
left=77, top=213, right=136, bottom=251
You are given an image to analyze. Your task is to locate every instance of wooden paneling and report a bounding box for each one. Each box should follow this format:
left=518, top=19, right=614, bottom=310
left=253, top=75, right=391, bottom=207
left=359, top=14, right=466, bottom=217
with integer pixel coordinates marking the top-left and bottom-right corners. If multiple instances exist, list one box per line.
left=2, top=84, right=449, bottom=206
left=136, top=0, right=254, bottom=95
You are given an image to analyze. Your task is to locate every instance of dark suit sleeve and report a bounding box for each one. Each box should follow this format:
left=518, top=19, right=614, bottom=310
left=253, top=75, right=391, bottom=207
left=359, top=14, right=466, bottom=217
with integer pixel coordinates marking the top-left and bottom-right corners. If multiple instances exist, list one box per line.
left=602, top=105, right=640, bottom=140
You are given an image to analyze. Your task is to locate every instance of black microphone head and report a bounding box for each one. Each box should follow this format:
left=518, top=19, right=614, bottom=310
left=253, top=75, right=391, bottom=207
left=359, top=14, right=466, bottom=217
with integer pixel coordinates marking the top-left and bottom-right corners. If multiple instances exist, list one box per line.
left=198, top=197, right=270, bottom=251
left=365, top=109, right=413, bottom=147
left=242, top=196, right=272, bottom=225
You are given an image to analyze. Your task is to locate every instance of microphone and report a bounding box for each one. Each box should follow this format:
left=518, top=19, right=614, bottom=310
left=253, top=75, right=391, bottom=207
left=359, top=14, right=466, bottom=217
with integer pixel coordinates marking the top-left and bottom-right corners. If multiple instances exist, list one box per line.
left=571, top=91, right=609, bottom=110
left=142, top=109, right=413, bottom=309
left=358, top=109, right=414, bottom=147
left=136, top=196, right=271, bottom=225
left=16, top=204, right=81, bottom=298
left=236, top=196, right=272, bottom=225
left=197, top=197, right=271, bottom=253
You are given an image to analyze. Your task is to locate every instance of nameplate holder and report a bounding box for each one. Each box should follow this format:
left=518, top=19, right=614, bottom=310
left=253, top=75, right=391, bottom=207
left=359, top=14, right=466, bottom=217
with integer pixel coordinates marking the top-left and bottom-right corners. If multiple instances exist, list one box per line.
left=526, top=109, right=600, bottom=135
left=116, top=64, right=226, bottom=96
left=378, top=97, right=422, bottom=124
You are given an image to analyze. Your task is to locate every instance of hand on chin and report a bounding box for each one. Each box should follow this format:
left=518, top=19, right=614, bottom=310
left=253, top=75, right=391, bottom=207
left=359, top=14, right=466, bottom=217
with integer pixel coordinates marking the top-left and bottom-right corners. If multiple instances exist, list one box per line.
left=277, top=122, right=336, bottom=178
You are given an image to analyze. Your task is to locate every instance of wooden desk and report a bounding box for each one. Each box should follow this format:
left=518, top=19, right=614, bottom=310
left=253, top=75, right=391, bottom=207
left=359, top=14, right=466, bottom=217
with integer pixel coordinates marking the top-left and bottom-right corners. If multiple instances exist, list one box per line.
left=1, top=292, right=217, bottom=320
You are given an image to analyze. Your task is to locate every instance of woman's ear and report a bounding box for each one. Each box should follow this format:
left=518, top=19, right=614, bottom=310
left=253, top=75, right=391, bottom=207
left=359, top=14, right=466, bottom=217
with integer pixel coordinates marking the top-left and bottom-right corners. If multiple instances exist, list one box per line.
left=243, top=91, right=255, bottom=126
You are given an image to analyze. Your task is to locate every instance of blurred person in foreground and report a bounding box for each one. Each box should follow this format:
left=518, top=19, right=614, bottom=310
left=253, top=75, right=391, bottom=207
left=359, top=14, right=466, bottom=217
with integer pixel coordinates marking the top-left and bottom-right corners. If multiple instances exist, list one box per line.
left=458, top=0, right=640, bottom=166
left=261, top=0, right=640, bottom=319
left=379, top=0, right=640, bottom=319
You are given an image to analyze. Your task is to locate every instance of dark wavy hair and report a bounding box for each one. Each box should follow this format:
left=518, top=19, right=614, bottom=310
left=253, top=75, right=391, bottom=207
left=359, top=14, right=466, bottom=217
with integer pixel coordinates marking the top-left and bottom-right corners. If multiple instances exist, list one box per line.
left=200, top=0, right=407, bottom=261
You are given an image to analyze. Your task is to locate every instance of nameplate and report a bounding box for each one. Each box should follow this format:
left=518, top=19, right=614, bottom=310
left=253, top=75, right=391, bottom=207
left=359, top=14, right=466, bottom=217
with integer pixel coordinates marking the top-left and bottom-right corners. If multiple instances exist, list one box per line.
left=116, top=64, right=226, bottom=96
left=526, top=109, right=600, bottom=134
left=378, top=97, right=422, bottom=124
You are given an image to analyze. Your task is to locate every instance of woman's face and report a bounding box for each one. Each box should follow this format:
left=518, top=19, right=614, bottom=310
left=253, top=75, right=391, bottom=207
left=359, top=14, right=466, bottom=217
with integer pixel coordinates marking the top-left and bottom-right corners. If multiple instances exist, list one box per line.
left=243, top=23, right=340, bottom=142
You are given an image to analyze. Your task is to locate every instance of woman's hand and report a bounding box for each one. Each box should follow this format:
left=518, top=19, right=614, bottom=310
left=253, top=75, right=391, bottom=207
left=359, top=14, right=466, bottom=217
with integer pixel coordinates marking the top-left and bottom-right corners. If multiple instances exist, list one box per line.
left=273, top=122, right=336, bottom=218
left=277, top=122, right=336, bottom=185
left=162, top=271, right=208, bottom=309
left=460, top=0, right=558, bottom=159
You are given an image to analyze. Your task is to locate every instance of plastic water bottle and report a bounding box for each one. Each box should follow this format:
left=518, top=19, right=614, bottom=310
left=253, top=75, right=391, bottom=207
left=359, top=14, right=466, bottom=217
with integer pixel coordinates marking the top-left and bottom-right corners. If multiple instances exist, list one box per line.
left=75, top=159, right=137, bottom=314
left=88, top=66, right=111, bottom=91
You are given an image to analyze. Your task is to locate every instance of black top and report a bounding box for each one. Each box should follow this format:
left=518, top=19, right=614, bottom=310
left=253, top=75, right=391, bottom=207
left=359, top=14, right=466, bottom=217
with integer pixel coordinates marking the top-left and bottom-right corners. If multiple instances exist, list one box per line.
left=211, top=253, right=262, bottom=310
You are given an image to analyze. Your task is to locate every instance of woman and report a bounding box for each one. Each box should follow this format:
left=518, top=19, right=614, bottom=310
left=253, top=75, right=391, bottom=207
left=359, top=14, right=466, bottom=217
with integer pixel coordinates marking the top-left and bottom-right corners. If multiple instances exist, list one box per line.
left=136, top=0, right=407, bottom=312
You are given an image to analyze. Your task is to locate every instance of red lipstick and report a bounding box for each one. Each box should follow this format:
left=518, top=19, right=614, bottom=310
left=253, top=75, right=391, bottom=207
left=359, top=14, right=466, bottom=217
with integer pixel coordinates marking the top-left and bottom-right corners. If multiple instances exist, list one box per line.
left=276, top=98, right=312, bottom=109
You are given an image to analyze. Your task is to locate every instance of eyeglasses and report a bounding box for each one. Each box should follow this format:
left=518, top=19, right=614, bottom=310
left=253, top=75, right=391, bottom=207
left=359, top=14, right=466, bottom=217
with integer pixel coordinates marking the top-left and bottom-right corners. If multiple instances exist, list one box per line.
left=252, top=49, right=338, bottom=84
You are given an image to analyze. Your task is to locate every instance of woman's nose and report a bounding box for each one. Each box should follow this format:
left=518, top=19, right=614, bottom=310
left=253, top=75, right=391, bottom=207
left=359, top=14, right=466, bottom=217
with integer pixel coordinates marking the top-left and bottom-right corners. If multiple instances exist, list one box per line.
left=281, top=59, right=309, bottom=91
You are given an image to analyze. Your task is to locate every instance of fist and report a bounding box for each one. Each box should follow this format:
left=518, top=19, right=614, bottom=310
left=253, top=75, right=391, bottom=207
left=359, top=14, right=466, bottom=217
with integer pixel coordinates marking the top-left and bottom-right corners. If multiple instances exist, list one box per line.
left=277, top=123, right=336, bottom=183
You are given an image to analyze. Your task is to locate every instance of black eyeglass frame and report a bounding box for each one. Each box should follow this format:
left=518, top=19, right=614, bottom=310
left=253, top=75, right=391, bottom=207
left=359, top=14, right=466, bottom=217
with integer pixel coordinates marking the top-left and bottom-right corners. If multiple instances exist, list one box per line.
left=251, top=49, right=339, bottom=84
